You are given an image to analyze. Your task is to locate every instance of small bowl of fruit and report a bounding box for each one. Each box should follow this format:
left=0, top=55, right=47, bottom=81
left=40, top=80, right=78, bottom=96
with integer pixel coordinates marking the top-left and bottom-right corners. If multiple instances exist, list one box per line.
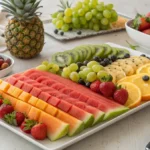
left=125, top=12, right=150, bottom=50
left=0, top=54, right=14, bottom=78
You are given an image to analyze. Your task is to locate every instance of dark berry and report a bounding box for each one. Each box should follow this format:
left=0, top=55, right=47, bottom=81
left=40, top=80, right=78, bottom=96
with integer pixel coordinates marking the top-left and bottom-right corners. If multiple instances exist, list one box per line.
left=54, top=29, right=58, bottom=34
left=99, top=58, right=103, bottom=62
left=146, top=56, right=150, bottom=59
left=93, top=56, right=99, bottom=61
left=100, top=61, right=107, bottom=66
left=103, top=58, right=110, bottom=65
left=77, top=31, right=82, bottom=35
left=124, top=53, right=130, bottom=58
left=110, top=55, right=117, bottom=62
left=85, top=82, right=91, bottom=88
left=60, top=31, right=64, bottom=36
left=69, top=28, right=73, bottom=31
left=141, top=54, right=146, bottom=57
left=77, top=62, right=83, bottom=68
left=83, top=60, right=89, bottom=66
left=78, top=79, right=85, bottom=85
left=142, top=75, right=149, bottom=81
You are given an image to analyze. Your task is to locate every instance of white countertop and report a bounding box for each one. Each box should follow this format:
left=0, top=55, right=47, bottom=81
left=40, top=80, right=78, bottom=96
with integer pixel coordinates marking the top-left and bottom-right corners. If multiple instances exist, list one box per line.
left=1, top=0, right=150, bottom=150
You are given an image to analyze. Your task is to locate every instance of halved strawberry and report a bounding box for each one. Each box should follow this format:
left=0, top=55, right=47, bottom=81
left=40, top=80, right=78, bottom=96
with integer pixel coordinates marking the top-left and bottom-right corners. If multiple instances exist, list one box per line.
left=142, top=28, right=150, bottom=35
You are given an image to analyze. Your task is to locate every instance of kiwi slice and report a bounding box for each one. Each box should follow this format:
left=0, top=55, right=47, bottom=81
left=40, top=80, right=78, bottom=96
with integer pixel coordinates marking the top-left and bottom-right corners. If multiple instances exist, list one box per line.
left=108, top=47, right=119, bottom=57
left=117, top=48, right=130, bottom=59
left=51, top=52, right=72, bottom=67
left=73, top=47, right=85, bottom=62
left=87, top=45, right=96, bottom=56
left=65, top=50, right=79, bottom=62
left=101, top=44, right=112, bottom=58
left=95, top=47, right=105, bottom=57
left=80, top=46, right=92, bottom=60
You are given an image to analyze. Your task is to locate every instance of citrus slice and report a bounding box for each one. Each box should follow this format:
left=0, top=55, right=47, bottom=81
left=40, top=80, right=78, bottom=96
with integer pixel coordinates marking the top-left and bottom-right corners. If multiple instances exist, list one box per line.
left=117, top=82, right=142, bottom=108
left=136, top=63, right=150, bottom=74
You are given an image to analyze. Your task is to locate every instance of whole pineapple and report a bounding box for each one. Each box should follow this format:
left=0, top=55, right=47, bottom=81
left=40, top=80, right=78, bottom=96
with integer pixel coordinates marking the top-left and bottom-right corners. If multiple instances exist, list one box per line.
left=0, top=0, right=44, bottom=59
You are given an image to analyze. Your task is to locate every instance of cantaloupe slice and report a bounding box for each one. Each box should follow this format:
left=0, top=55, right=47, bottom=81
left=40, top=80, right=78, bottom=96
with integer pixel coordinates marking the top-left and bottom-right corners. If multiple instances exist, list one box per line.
left=11, top=87, right=22, bottom=98
left=15, top=101, right=31, bottom=115
left=0, top=81, right=10, bottom=92
left=18, top=91, right=31, bottom=102
left=28, top=96, right=38, bottom=106
left=45, top=104, right=58, bottom=116
left=7, top=86, right=16, bottom=95
left=39, top=111, right=69, bottom=141
left=35, top=100, right=48, bottom=110
left=28, top=106, right=41, bottom=121
left=0, top=80, right=2, bottom=84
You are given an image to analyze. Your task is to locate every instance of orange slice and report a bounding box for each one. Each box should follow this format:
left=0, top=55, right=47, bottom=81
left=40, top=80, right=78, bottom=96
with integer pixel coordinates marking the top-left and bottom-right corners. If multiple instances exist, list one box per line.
left=118, top=82, right=142, bottom=108
left=136, top=63, right=150, bottom=74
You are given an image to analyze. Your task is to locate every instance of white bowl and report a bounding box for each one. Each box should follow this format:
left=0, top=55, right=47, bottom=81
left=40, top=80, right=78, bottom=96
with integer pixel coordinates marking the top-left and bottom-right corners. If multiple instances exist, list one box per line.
left=125, top=19, right=150, bottom=50
left=0, top=54, right=14, bottom=78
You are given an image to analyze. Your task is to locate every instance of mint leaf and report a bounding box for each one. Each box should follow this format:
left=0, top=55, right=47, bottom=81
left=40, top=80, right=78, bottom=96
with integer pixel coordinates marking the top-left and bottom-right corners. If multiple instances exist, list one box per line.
left=126, top=41, right=139, bottom=50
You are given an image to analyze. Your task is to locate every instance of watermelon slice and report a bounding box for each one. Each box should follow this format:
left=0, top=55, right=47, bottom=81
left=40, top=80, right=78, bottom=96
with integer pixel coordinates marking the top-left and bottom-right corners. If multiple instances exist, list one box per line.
left=14, top=80, right=24, bottom=89
left=23, top=69, right=128, bottom=120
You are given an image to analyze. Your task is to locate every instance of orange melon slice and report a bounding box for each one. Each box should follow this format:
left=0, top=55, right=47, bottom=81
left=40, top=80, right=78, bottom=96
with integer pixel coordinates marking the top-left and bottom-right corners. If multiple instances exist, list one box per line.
left=0, top=81, right=10, bottom=92
left=39, top=111, right=69, bottom=141
left=18, top=91, right=31, bottom=102
left=36, top=99, right=48, bottom=110
left=7, top=86, right=16, bottom=95
left=28, top=96, right=38, bottom=106
left=45, top=104, right=58, bottom=116
left=11, top=88, right=22, bottom=98
left=28, top=106, right=41, bottom=121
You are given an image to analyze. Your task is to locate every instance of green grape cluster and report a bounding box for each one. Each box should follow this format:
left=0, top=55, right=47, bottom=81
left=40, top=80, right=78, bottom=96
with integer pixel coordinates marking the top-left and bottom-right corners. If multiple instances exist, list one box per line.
left=36, top=61, right=60, bottom=74
left=51, top=0, right=118, bottom=32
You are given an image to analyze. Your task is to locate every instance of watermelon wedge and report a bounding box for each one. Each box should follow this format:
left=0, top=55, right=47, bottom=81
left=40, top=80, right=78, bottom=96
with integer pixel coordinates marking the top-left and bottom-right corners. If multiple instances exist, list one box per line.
left=23, top=69, right=129, bottom=120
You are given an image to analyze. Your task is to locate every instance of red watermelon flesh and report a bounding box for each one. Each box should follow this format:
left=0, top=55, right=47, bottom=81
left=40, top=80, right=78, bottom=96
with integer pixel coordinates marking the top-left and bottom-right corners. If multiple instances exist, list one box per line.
left=78, top=95, right=89, bottom=102
left=36, top=76, right=56, bottom=86
left=38, top=92, right=51, bottom=101
left=14, top=80, right=24, bottom=89
left=21, top=83, right=33, bottom=93
left=30, top=87, right=42, bottom=97
left=51, top=83, right=64, bottom=91
left=57, top=100, right=72, bottom=113
left=69, top=91, right=81, bottom=99
left=6, top=76, right=17, bottom=85
left=60, top=88, right=73, bottom=95
left=47, top=96, right=60, bottom=106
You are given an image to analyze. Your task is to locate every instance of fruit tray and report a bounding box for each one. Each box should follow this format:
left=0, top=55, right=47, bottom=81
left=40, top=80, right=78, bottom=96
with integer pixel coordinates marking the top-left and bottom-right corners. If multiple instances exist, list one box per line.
left=0, top=43, right=148, bottom=150
left=44, top=13, right=131, bottom=41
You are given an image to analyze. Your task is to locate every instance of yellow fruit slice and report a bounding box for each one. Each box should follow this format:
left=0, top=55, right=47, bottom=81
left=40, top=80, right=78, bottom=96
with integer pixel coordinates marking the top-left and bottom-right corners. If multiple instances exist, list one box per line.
left=117, top=82, right=141, bottom=108
left=136, top=63, right=150, bottom=74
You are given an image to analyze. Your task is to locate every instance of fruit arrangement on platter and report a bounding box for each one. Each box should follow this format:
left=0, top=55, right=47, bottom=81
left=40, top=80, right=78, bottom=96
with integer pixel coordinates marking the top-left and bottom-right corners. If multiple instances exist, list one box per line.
left=51, top=0, right=122, bottom=34
left=0, top=56, right=11, bottom=70
left=0, top=0, right=44, bottom=59
left=132, top=12, right=150, bottom=35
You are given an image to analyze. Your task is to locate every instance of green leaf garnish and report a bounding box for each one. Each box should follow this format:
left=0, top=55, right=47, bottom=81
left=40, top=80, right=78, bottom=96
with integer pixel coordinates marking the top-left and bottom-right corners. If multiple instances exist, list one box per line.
left=126, top=41, right=139, bottom=50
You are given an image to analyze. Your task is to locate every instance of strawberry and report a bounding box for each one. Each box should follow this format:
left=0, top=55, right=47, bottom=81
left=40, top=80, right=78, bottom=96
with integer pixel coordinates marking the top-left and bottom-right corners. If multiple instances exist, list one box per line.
left=0, top=99, right=3, bottom=106
left=90, top=80, right=101, bottom=93
left=113, top=89, right=128, bottom=105
left=31, top=123, right=47, bottom=140
left=4, top=111, right=25, bottom=126
left=146, top=12, right=150, bottom=17
left=0, top=99, right=14, bottom=118
left=99, top=82, right=116, bottom=97
left=20, top=119, right=37, bottom=134
left=142, top=28, right=150, bottom=35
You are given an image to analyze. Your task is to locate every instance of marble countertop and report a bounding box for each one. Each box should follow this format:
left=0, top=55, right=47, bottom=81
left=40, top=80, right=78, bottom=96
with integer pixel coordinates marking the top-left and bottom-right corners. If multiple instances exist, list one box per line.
left=0, top=0, right=150, bottom=150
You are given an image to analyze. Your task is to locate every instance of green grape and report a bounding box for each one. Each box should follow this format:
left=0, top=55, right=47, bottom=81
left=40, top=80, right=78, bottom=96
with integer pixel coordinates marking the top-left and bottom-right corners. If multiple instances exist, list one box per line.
left=83, top=23, right=89, bottom=29
left=91, top=0, right=98, bottom=5
left=83, top=68, right=93, bottom=75
left=103, top=10, right=111, bottom=19
left=106, top=4, right=114, bottom=10
left=82, top=4, right=89, bottom=12
left=72, top=11, right=78, bottom=18
left=87, top=61, right=99, bottom=68
left=101, top=24, right=110, bottom=30
left=110, top=10, right=118, bottom=22
left=76, top=1, right=82, bottom=9
left=63, top=67, right=71, bottom=76
left=51, top=12, right=59, bottom=18
left=80, top=66, right=86, bottom=71
left=96, top=12, right=103, bottom=20
left=65, top=8, right=72, bottom=17
left=42, top=61, right=49, bottom=66
left=97, top=70, right=110, bottom=81
left=96, top=4, right=105, bottom=11
left=73, top=23, right=81, bottom=29
left=79, top=71, right=86, bottom=80
left=36, top=65, right=47, bottom=71
left=52, top=18, right=57, bottom=25
left=69, top=72, right=79, bottom=82
left=86, top=72, right=97, bottom=82
left=80, top=17, right=87, bottom=25
left=56, top=20, right=64, bottom=29
left=101, top=18, right=109, bottom=25
left=91, top=9, right=97, bottom=16
left=83, top=0, right=90, bottom=4
left=72, top=17, right=79, bottom=25
left=63, top=16, right=72, bottom=23
left=69, top=63, right=78, bottom=71
left=92, top=64, right=104, bottom=73
left=61, top=24, right=69, bottom=32
left=78, top=9, right=85, bottom=16
left=89, top=22, right=93, bottom=29
left=52, top=64, right=60, bottom=72
left=92, top=17, right=99, bottom=23
left=85, top=12, right=92, bottom=21
left=61, top=72, right=69, bottom=79
left=47, top=63, right=54, bottom=69
left=89, top=2, right=96, bottom=9
left=48, top=69, right=56, bottom=74
left=57, top=12, right=64, bottom=19
left=93, top=24, right=100, bottom=31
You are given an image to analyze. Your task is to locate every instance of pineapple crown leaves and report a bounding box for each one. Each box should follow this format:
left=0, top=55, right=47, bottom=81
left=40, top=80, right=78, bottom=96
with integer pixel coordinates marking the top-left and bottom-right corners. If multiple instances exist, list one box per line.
left=57, top=0, right=72, bottom=11
left=23, top=119, right=37, bottom=130
left=4, top=111, right=17, bottom=126
left=0, top=0, right=43, bottom=21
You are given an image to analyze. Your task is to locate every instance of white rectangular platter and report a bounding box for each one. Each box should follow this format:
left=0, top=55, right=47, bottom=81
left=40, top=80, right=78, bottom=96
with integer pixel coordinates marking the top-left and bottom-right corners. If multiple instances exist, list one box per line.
left=44, top=13, right=131, bottom=41
left=0, top=43, right=148, bottom=150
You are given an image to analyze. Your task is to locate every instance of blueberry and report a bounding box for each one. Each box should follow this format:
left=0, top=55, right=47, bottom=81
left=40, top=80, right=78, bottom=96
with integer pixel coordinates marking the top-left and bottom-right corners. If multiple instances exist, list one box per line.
left=99, top=58, right=103, bottom=62
left=110, top=55, right=117, bottom=62
left=69, top=28, right=73, bottom=31
left=77, top=31, right=82, bottom=35
left=85, top=82, right=91, bottom=88
left=103, top=58, right=110, bottom=65
left=54, top=29, right=58, bottom=34
left=77, top=62, right=83, bottom=68
left=78, top=79, right=85, bottom=85
left=60, top=31, right=64, bottom=36
left=100, top=61, right=107, bottom=66
left=142, top=75, right=149, bottom=81
left=141, top=54, right=146, bottom=57
left=124, top=53, right=130, bottom=58
left=83, top=60, right=89, bottom=66
left=93, top=56, right=99, bottom=62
